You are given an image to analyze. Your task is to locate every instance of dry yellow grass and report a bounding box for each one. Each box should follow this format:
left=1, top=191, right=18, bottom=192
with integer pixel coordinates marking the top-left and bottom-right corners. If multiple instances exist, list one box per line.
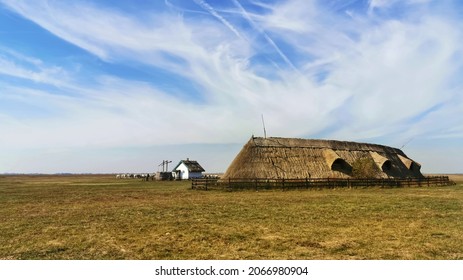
left=444, top=174, right=463, bottom=184
left=0, top=174, right=462, bottom=260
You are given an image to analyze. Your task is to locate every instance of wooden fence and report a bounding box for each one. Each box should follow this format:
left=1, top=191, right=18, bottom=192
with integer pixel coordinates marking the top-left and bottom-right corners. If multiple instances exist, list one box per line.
left=191, top=176, right=453, bottom=191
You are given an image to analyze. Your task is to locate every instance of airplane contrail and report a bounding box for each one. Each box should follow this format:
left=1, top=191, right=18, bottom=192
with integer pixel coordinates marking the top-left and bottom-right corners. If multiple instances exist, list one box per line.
left=194, top=0, right=244, bottom=40
left=231, top=0, right=299, bottom=73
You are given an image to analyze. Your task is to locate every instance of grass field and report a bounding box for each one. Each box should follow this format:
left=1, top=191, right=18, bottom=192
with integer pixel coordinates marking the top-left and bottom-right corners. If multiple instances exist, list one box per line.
left=0, top=174, right=462, bottom=260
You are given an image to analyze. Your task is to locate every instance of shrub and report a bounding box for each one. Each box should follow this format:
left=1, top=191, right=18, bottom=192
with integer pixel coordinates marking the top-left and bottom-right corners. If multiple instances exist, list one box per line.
left=352, top=157, right=381, bottom=178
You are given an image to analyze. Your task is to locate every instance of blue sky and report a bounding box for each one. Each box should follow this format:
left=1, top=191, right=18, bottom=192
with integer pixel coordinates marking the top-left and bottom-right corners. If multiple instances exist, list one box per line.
left=1, top=0, right=462, bottom=174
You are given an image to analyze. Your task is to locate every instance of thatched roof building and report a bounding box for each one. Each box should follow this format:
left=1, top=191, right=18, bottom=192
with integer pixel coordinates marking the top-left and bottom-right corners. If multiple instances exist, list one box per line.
left=222, top=137, right=423, bottom=179
left=172, top=158, right=205, bottom=180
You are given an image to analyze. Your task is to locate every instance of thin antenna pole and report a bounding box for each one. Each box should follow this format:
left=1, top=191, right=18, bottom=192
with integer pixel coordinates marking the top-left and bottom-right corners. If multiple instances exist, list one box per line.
left=261, top=114, right=267, bottom=138
left=400, top=137, right=414, bottom=149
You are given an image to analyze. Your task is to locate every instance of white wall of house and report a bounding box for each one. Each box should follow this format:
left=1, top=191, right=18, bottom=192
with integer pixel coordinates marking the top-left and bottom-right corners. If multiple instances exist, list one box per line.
left=176, top=163, right=190, bottom=180
left=173, top=162, right=204, bottom=179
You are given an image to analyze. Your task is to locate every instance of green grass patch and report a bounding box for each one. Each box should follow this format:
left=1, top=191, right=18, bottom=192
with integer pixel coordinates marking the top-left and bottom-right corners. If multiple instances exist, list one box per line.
left=0, top=175, right=462, bottom=260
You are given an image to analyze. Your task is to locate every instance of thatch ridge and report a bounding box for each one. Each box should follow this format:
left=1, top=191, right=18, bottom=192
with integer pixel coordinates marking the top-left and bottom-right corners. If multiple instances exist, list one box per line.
left=251, top=136, right=404, bottom=155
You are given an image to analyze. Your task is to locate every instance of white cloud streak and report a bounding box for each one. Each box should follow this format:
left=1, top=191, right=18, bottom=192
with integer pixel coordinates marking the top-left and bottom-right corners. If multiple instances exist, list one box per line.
left=194, top=0, right=244, bottom=40
left=368, top=0, right=432, bottom=12
left=231, top=0, right=299, bottom=72
left=1, top=0, right=463, bottom=172
left=0, top=52, right=69, bottom=87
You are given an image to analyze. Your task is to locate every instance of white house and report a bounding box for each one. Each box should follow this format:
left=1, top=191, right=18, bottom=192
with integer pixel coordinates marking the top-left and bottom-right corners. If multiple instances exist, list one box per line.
left=172, top=158, right=205, bottom=180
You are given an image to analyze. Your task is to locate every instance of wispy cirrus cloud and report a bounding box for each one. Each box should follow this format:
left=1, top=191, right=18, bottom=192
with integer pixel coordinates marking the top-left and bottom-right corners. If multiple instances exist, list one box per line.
left=368, top=0, right=433, bottom=12
left=231, top=0, right=299, bottom=72
left=0, top=0, right=463, bottom=173
left=0, top=49, right=70, bottom=87
left=194, top=0, right=245, bottom=40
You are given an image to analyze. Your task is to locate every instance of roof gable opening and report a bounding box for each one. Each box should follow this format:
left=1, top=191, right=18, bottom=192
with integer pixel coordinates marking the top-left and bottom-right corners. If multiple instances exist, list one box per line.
left=323, top=149, right=352, bottom=175
left=382, top=160, right=392, bottom=172
left=398, top=154, right=421, bottom=172
left=331, top=158, right=353, bottom=175
left=369, top=151, right=394, bottom=174
left=409, top=161, right=421, bottom=172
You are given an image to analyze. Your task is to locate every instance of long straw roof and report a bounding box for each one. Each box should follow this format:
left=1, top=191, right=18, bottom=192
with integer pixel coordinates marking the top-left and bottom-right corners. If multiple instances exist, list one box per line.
left=222, top=136, right=423, bottom=180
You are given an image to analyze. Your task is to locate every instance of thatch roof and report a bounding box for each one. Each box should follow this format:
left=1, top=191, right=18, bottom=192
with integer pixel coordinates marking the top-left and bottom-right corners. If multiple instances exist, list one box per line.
left=221, top=137, right=423, bottom=180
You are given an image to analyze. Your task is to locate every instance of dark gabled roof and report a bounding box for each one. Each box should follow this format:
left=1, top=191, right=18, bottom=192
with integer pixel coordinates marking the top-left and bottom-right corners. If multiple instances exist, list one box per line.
left=173, top=159, right=205, bottom=172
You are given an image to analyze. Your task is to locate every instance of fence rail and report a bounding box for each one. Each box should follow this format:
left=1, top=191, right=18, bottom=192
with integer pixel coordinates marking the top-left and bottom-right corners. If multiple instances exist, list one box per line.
left=191, top=176, right=453, bottom=191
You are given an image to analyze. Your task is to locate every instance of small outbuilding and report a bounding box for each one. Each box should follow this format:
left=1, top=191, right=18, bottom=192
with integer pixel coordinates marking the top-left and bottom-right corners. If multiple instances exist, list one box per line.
left=172, top=158, right=205, bottom=180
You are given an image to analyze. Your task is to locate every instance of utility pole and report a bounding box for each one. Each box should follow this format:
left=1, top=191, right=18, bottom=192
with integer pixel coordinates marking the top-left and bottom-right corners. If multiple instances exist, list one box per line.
left=158, top=160, right=172, bottom=172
